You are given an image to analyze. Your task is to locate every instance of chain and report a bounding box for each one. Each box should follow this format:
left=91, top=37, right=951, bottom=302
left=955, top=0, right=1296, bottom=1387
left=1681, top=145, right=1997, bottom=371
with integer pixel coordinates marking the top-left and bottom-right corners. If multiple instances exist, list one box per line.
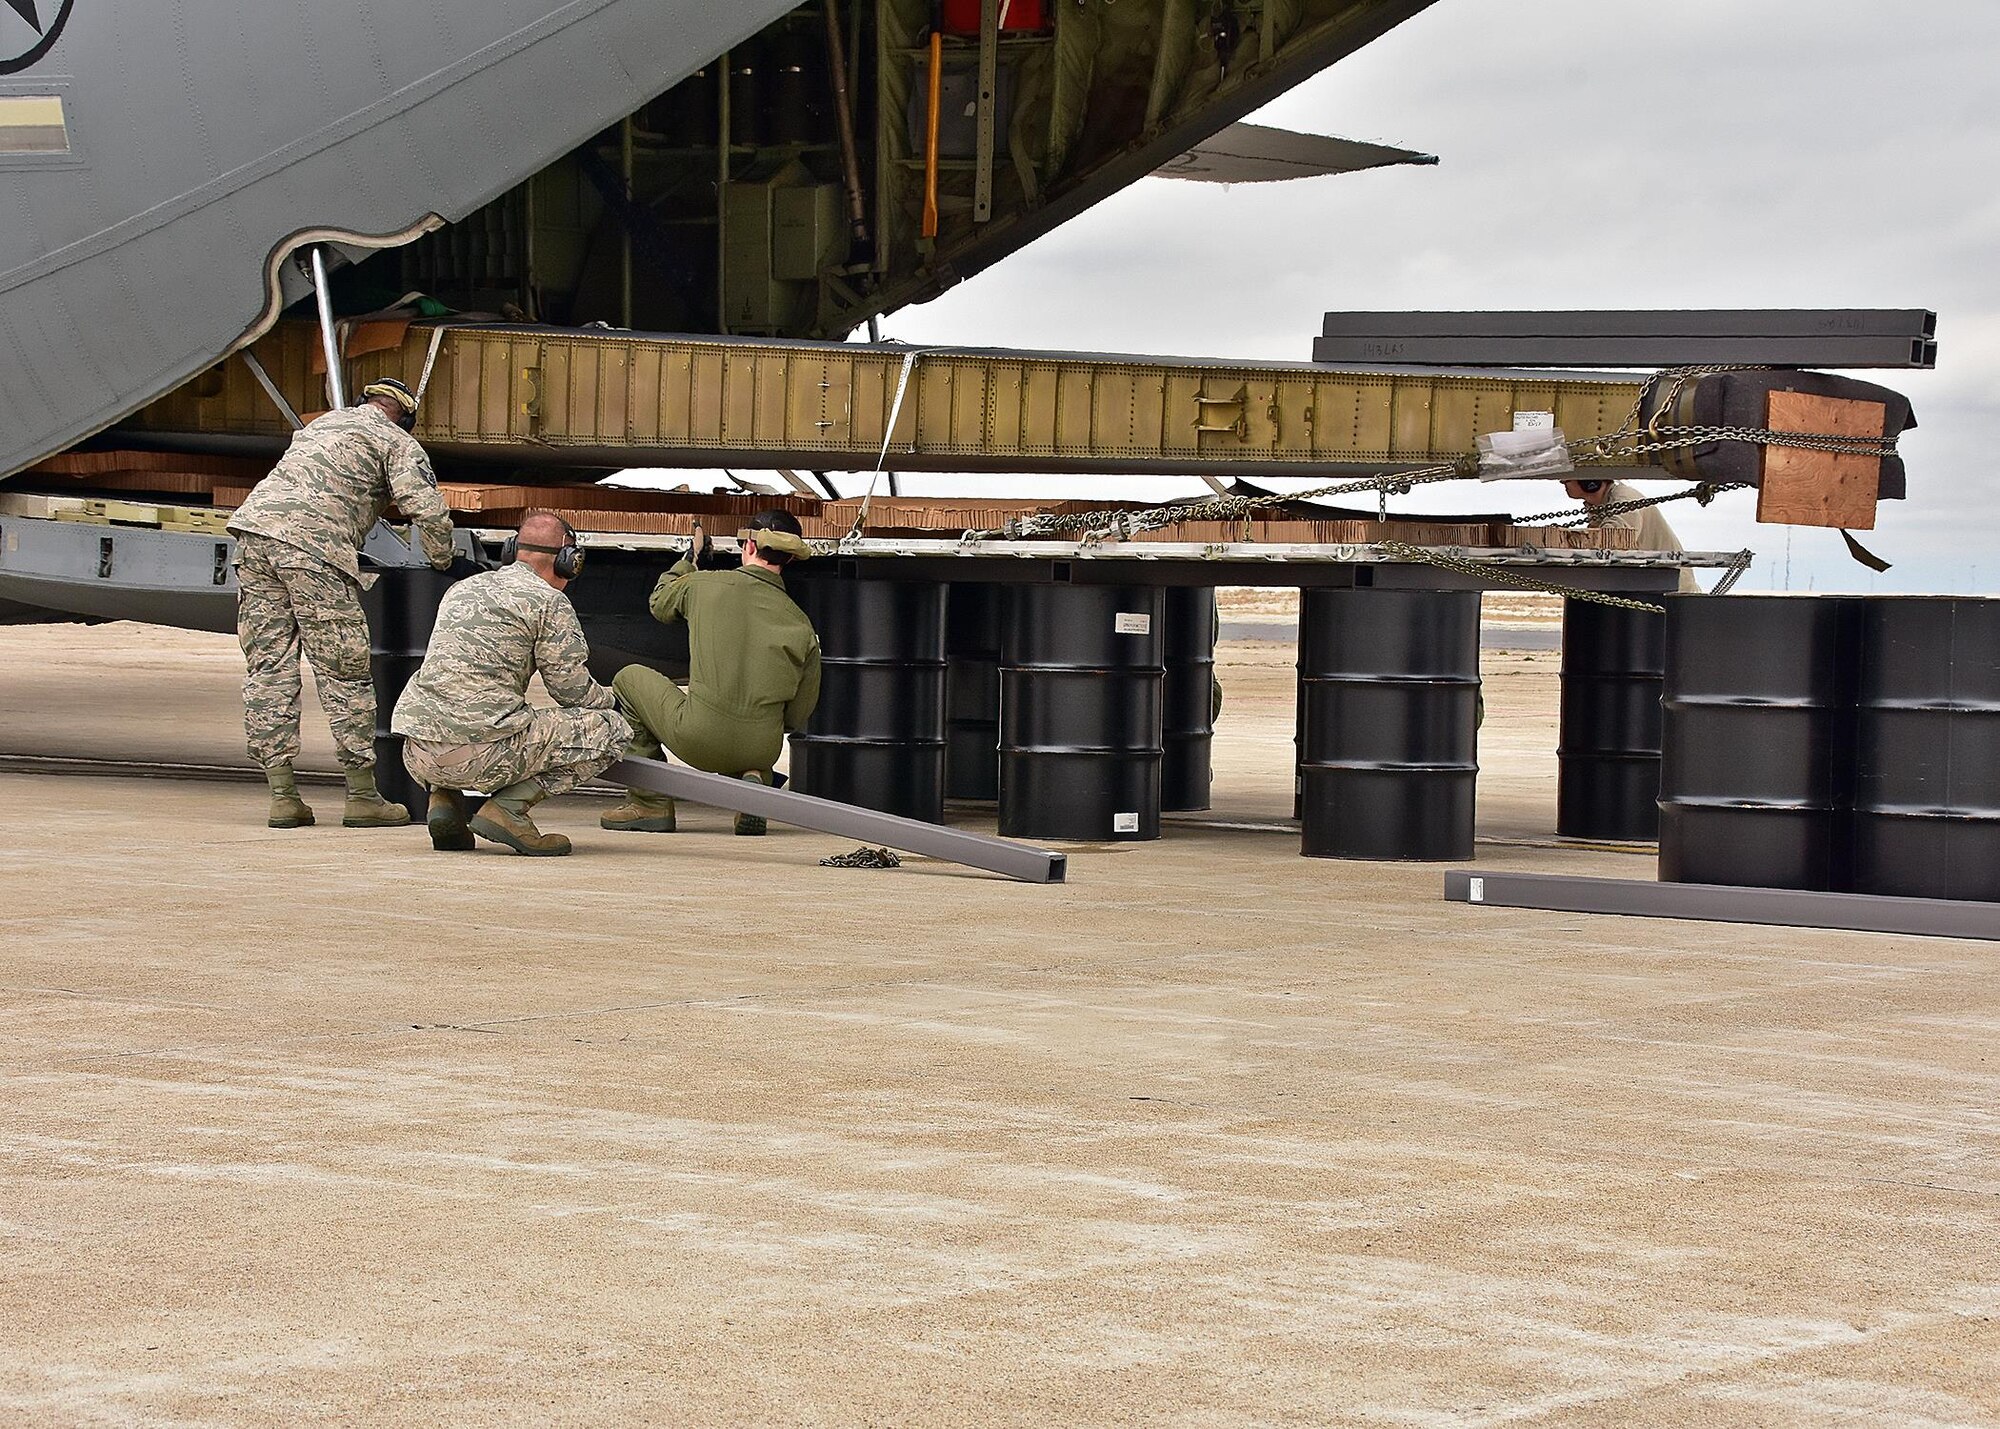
left=1570, top=364, right=1900, bottom=467
left=819, top=846, right=902, bottom=869
left=1710, top=548, right=1755, bottom=596
left=960, top=459, right=1476, bottom=542
left=1376, top=541, right=1669, bottom=614
left=1514, top=479, right=1748, bottom=529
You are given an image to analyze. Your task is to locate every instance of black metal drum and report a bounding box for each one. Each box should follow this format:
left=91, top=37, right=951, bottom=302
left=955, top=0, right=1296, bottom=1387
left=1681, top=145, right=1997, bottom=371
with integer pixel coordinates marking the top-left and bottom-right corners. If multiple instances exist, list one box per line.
left=1659, top=594, right=1858, bottom=890
left=998, top=584, right=1164, bottom=841
left=1853, top=597, right=2000, bottom=901
left=1162, top=586, right=1217, bottom=812
left=1298, top=588, right=1480, bottom=861
left=788, top=577, right=947, bottom=823
left=945, top=583, right=1002, bottom=801
left=362, top=565, right=458, bottom=811
left=1557, top=600, right=1665, bottom=841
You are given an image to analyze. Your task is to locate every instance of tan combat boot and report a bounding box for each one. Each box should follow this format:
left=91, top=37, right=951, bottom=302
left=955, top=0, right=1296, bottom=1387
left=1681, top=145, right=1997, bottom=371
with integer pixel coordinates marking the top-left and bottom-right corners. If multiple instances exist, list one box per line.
left=341, top=767, right=412, bottom=828
left=601, top=791, right=677, bottom=833
left=426, top=788, right=475, bottom=852
left=264, top=762, right=315, bottom=829
left=467, top=780, right=571, bottom=856
left=733, top=770, right=768, bottom=837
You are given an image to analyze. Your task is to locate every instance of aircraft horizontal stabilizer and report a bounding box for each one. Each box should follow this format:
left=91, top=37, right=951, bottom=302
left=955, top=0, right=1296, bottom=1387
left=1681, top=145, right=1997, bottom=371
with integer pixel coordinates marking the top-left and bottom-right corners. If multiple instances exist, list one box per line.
left=1154, top=121, right=1436, bottom=184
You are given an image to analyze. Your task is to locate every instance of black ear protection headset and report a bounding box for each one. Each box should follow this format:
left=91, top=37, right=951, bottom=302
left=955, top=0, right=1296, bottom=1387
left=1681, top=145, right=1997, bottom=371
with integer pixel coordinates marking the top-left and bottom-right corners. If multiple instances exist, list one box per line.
left=1573, top=479, right=1608, bottom=496
left=501, top=517, right=586, bottom=579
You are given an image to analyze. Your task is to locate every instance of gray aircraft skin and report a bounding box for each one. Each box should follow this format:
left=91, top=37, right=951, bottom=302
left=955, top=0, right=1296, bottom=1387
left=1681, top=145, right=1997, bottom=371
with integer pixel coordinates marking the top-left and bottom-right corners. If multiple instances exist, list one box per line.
left=0, top=0, right=1439, bottom=481
left=0, top=0, right=798, bottom=479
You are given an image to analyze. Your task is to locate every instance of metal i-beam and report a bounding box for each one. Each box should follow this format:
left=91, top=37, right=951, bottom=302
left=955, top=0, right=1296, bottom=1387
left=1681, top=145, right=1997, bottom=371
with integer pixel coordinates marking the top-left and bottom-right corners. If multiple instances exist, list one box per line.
left=607, top=757, right=1067, bottom=884
left=1321, top=309, right=1937, bottom=339
left=122, top=322, right=1655, bottom=477
left=1313, top=334, right=1936, bottom=369
left=1315, top=309, right=1938, bottom=369
left=1445, top=869, right=2000, bottom=942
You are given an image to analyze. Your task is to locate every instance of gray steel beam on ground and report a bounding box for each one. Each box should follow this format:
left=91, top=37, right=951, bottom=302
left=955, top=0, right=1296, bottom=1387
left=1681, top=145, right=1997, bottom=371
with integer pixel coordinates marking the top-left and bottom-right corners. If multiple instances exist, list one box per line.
left=1319, top=309, right=1937, bottom=340
left=1443, top=869, right=2000, bottom=942
left=1311, top=334, right=1935, bottom=369
left=606, top=758, right=1067, bottom=884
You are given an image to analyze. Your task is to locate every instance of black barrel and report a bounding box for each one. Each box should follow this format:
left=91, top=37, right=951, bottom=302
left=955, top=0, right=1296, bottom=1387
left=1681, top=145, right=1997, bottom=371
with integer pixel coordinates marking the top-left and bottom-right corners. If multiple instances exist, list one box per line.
left=1162, top=587, right=1218, bottom=812
left=645, top=64, right=718, bottom=149
left=945, top=583, right=1002, bottom=800
left=1298, top=589, right=1480, bottom=861
left=1557, top=600, right=1666, bottom=840
left=361, top=565, right=457, bottom=813
left=728, top=45, right=763, bottom=149
left=1853, top=597, right=2000, bottom=901
left=998, top=584, right=1164, bottom=841
left=764, top=26, right=825, bottom=146
left=788, top=577, right=947, bottom=822
left=1659, top=594, right=1858, bottom=890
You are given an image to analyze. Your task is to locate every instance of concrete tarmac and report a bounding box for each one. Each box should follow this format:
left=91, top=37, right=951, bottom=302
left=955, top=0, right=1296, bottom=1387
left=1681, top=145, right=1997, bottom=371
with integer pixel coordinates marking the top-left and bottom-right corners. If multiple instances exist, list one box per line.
left=1, top=624, right=1995, bottom=1426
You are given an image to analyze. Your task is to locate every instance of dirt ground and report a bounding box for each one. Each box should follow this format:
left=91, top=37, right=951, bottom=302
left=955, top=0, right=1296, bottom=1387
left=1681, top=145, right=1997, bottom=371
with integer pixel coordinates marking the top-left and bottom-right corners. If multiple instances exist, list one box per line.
left=1, top=623, right=1995, bottom=1426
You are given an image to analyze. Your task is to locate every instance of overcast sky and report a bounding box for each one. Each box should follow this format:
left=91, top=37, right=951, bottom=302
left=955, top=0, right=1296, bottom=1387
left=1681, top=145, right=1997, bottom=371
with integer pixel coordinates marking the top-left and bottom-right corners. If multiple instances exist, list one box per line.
left=871, top=0, right=2000, bottom=594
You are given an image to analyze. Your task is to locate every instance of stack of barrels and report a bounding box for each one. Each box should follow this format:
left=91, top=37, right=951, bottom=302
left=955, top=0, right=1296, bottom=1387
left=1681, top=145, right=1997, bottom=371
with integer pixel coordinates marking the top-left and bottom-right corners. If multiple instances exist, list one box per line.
left=1660, top=594, right=2000, bottom=902
left=794, top=578, right=1220, bottom=842
left=1296, top=588, right=1481, bottom=861
left=944, top=583, right=1003, bottom=802
left=998, top=585, right=1165, bottom=841
left=362, top=566, right=459, bottom=813
left=788, top=577, right=948, bottom=823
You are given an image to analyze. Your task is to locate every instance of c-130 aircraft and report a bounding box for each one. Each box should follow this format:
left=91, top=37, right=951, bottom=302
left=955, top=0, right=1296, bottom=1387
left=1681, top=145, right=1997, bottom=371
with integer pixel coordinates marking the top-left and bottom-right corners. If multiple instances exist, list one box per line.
left=0, top=0, right=1441, bottom=480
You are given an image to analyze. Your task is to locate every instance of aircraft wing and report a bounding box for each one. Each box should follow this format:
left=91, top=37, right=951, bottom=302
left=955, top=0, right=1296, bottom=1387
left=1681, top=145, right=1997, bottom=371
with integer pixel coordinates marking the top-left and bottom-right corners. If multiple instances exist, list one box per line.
left=1155, top=122, right=1437, bottom=183
left=0, top=0, right=798, bottom=478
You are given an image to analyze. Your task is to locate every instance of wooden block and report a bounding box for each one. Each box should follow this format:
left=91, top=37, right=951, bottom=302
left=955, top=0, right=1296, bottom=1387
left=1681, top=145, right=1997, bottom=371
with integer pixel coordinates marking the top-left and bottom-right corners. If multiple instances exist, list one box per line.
left=159, top=509, right=232, bottom=534
left=1757, top=390, right=1884, bottom=531
left=25, top=450, right=266, bottom=480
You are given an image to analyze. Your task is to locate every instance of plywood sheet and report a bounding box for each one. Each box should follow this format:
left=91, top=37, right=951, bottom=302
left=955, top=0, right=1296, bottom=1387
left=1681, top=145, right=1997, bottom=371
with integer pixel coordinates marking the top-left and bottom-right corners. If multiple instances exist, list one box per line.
left=1758, top=390, right=1884, bottom=530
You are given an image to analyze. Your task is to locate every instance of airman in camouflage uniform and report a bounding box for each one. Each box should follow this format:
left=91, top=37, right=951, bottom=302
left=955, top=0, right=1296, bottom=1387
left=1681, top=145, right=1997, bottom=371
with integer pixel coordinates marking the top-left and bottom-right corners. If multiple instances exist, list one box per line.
left=1564, top=478, right=1701, bottom=593
left=227, top=378, right=455, bottom=829
left=393, top=512, right=631, bottom=856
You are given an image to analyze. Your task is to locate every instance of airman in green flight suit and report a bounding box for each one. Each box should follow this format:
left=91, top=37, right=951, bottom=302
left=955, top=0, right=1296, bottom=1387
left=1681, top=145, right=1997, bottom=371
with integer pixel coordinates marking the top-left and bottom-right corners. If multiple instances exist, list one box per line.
left=603, top=508, right=822, bottom=836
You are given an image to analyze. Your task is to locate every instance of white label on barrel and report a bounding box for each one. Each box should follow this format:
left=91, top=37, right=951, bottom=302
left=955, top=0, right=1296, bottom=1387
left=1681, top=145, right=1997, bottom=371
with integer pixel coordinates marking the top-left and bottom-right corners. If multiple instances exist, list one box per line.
left=1114, top=812, right=1140, bottom=833
left=1114, top=613, right=1151, bottom=636
left=1513, top=410, right=1555, bottom=432
left=1468, top=877, right=1486, bottom=903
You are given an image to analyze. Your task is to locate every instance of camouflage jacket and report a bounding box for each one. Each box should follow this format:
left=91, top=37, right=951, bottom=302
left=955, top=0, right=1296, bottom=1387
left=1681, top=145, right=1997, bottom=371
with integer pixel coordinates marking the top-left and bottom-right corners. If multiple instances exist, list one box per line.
left=392, top=562, right=616, bottom=744
left=227, top=404, right=454, bottom=579
left=1595, top=481, right=1699, bottom=593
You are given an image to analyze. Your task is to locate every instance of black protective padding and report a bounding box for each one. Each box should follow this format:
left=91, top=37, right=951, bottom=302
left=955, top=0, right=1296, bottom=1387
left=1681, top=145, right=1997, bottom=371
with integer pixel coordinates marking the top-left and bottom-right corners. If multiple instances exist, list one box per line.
left=1644, top=371, right=1916, bottom=499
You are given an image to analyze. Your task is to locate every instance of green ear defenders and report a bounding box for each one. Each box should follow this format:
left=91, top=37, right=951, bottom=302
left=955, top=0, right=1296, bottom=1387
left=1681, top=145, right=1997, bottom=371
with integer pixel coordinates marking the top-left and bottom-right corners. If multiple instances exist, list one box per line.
left=502, top=517, right=585, bottom=579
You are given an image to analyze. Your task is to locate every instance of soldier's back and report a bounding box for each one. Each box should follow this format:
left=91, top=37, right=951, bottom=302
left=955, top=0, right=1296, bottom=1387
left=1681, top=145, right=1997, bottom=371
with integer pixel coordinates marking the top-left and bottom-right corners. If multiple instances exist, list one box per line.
left=394, top=564, right=558, bottom=743
left=227, top=407, right=402, bottom=573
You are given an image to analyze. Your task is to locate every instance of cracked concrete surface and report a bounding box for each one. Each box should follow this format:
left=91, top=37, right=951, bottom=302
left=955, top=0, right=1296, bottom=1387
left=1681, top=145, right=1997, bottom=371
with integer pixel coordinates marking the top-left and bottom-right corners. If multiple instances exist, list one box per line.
left=1, top=624, right=1995, bottom=1426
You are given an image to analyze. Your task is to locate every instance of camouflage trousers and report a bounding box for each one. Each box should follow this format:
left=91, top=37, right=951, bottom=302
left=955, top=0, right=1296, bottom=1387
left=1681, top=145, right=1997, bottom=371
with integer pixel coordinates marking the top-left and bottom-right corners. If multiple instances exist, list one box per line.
left=236, top=535, right=375, bottom=770
left=400, top=706, right=633, bottom=800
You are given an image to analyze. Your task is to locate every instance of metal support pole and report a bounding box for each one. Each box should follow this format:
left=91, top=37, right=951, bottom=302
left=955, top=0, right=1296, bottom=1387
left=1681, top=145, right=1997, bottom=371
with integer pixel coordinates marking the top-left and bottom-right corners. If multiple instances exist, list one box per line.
left=606, top=757, right=1067, bottom=883
left=309, top=245, right=347, bottom=410
left=241, top=350, right=304, bottom=431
